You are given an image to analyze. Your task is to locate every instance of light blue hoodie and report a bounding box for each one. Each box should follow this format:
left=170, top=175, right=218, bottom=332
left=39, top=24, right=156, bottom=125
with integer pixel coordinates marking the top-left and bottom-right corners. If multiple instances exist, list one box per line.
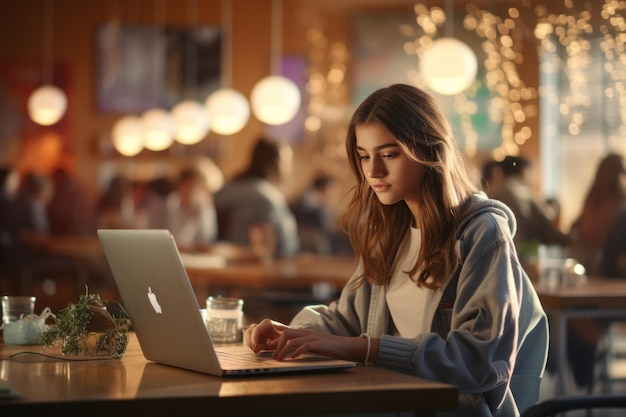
left=290, top=193, right=549, bottom=417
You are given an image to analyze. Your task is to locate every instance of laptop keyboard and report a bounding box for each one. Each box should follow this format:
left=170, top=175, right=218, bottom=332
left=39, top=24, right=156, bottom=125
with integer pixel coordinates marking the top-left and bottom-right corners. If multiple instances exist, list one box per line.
left=216, top=350, right=279, bottom=368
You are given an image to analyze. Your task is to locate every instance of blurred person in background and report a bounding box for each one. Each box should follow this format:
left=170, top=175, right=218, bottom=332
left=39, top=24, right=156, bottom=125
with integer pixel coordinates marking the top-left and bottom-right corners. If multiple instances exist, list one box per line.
left=215, top=136, right=299, bottom=258
left=0, top=167, right=49, bottom=294
left=569, top=153, right=626, bottom=274
left=292, top=174, right=350, bottom=256
left=96, top=174, right=135, bottom=229
left=599, top=207, right=626, bottom=278
left=565, top=153, right=626, bottom=390
left=15, top=171, right=51, bottom=237
left=480, top=158, right=504, bottom=197
left=135, top=176, right=173, bottom=231
left=46, top=167, right=97, bottom=236
left=135, top=165, right=219, bottom=251
left=489, top=155, right=570, bottom=260
left=166, top=166, right=218, bottom=251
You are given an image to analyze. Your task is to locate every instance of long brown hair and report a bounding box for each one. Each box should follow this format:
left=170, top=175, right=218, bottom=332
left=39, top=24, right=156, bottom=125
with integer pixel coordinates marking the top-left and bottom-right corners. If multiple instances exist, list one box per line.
left=580, top=153, right=626, bottom=212
left=572, top=153, right=626, bottom=248
left=340, top=84, right=479, bottom=289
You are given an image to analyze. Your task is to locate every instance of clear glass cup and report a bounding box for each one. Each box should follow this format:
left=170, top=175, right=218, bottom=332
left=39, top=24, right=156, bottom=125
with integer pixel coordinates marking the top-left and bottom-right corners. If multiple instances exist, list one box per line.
left=205, top=296, right=244, bottom=343
left=2, top=296, right=36, bottom=324
left=537, top=245, right=565, bottom=290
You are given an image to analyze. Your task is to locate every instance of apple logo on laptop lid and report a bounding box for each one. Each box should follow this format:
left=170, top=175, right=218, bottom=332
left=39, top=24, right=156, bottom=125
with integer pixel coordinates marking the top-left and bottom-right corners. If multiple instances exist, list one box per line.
left=147, top=287, right=163, bottom=314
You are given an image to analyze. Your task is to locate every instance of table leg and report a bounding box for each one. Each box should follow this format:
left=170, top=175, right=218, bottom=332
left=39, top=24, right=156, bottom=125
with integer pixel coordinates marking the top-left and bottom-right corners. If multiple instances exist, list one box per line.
left=556, top=310, right=568, bottom=397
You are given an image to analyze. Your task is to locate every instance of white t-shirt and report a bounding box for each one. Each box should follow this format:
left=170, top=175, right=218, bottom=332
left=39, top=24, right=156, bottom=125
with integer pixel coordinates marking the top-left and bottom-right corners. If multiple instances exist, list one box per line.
left=386, top=227, right=432, bottom=338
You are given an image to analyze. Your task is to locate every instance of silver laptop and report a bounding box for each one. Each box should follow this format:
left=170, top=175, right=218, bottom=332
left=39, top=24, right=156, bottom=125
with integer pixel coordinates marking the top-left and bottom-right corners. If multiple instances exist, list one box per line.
left=97, top=229, right=355, bottom=376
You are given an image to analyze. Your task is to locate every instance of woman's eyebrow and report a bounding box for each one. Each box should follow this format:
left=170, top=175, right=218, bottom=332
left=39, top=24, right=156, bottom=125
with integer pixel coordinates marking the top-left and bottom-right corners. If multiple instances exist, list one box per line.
left=356, top=143, right=400, bottom=152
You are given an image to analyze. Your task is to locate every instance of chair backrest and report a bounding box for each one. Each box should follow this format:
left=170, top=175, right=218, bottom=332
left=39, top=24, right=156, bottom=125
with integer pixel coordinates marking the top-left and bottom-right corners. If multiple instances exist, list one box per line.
left=521, top=395, right=626, bottom=417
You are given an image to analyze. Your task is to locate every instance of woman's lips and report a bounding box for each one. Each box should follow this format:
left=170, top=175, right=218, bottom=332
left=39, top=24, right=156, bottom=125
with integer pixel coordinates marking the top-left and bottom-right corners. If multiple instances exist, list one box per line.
left=372, top=183, right=390, bottom=192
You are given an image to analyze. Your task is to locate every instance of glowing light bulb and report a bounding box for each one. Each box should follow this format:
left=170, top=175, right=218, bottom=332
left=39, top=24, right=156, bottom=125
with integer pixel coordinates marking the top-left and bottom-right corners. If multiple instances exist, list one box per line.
left=27, top=85, right=68, bottom=126
left=172, top=100, right=210, bottom=145
left=205, top=88, right=250, bottom=135
left=251, top=75, right=301, bottom=125
left=142, top=108, right=175, bottom=151
left=111, top=116, right=144, bottom=156
left=420, top=38, right=478, bottom=95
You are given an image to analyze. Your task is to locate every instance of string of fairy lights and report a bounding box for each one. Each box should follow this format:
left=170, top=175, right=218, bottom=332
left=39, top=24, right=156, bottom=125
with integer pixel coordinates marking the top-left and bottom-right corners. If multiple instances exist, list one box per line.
left=405, top=0, right=625, bottom=160
left=602, top=1, right=626, bottom=137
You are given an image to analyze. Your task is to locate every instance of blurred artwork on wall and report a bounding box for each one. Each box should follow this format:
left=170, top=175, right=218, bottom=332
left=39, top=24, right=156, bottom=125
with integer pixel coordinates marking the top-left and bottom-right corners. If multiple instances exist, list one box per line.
left=96, top=22, right=222, bottom=114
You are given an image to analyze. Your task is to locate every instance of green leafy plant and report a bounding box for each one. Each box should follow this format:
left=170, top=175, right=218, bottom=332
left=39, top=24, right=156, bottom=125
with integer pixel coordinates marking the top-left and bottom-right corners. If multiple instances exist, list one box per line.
left=39, top=287, right=130, bottom=359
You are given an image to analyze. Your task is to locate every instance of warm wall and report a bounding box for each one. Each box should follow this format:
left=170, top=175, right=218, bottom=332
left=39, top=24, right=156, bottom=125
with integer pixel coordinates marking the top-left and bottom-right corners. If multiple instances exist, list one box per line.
left=0, top=1, right=357, bottom=195
left=0, top=0, right=541, bottom=198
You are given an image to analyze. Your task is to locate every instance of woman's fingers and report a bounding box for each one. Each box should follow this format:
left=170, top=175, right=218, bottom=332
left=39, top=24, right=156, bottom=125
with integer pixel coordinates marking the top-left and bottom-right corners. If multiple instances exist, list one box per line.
left=245, top=323, right=348, bottom=361
left=245, top=319, right=287, bottom=353
left=273, top=333, right=313, bottom=360
left=250, top=321, right=273, bottom=352
left=271, top=329, right=330, bottom=360
left=243, top=323, right=257, bottom=350
left=271, top=330, right=355, bottom=361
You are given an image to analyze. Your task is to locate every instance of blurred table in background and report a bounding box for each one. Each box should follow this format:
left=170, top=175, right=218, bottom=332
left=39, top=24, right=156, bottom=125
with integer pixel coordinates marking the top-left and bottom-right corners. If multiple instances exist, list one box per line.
left=536, top=278, right=626, bottom=396
left=19, top=235, right=112, bottom=314
left=182, top=250, right=357, bottom=323
left=183, top=252, right=357, bottom=291
left=18, top=235, right=358, bottom=324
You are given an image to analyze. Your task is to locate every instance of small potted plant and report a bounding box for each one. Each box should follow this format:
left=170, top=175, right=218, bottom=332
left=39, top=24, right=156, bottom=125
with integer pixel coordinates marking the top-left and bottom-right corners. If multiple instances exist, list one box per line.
left=39, top=288, right=130, bottom=359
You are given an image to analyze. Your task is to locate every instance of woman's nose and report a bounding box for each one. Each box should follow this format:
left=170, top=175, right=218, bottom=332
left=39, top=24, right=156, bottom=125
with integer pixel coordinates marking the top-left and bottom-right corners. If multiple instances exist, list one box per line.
left=368, top=158, right=385, bottom=178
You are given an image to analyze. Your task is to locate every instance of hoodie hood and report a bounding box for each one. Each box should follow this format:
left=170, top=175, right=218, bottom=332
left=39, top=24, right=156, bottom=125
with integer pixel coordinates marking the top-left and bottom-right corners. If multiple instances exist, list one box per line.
left=457, top=192, right=517, bottom=239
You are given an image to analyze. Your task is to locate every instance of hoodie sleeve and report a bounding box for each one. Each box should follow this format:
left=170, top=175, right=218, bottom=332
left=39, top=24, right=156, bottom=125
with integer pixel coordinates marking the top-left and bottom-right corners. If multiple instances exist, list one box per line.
left=376, top=209, right=523, bottom=396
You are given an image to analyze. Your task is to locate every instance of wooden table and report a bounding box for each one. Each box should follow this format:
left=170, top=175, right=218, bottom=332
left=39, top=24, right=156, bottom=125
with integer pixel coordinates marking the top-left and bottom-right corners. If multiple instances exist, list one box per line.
left=536, top=278, right=626, bottom=396
left=0, top=334, right=458, bottom=416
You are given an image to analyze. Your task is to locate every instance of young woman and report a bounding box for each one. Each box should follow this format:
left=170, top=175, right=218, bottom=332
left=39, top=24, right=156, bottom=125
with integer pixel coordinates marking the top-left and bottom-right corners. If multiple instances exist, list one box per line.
left=244, top=84, right=548, bottom=416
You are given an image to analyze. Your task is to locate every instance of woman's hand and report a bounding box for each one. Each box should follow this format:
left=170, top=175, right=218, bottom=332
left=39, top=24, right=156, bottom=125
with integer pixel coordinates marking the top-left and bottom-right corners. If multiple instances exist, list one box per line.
left=272, top=328, right=366, bottom=361
left=244, top=318, right=289, bottom=353
left=245, top=319, right=372, bottom=363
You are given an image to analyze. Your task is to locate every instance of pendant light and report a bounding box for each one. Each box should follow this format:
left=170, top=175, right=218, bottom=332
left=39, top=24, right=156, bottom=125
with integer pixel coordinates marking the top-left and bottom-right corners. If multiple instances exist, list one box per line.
left=142, top=107, right=174, bottom=151
left=28, top=0, right=67, bottom=126
left=142, top=0, right=175, bottom=151
left=172, top=99, right=210, bottom=144
left=205, top=0, right=250, bottom=136
left=419, top=0, right=477, bottom=95
left=205, top=88, right=249, bottom=135
left=250, top=0, right=301, bottom=125
left=111, top=115, right=144, bottom=156
left=172, top=0, right=211, bottom=145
